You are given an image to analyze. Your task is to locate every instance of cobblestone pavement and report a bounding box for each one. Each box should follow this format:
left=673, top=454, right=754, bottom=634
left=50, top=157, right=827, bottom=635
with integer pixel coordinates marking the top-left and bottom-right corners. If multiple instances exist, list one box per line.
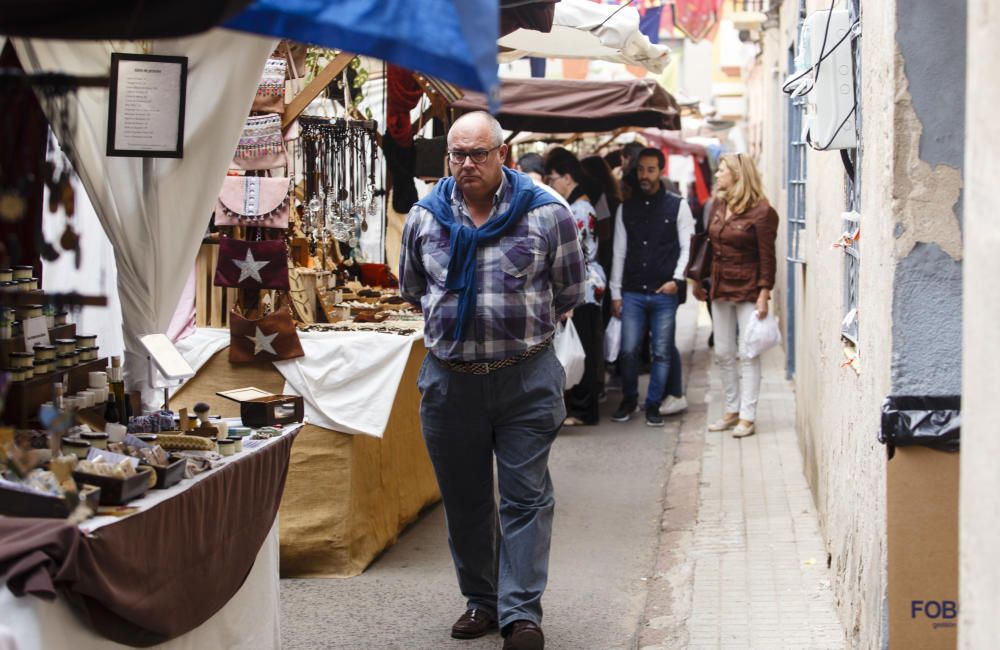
left=638, top=305, right=847, bottom=650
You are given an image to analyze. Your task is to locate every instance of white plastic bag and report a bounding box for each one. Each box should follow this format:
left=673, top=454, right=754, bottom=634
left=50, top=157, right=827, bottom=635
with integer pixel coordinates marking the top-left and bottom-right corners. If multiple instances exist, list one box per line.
left=744, top=312, right=782, bottom=359
left=553, top=319, right=586, bottom=389
left=604, top=316, right=622, bottom=363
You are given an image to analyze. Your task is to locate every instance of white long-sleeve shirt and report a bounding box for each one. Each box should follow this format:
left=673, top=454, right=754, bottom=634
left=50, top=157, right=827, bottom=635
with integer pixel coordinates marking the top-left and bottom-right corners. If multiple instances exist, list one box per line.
left=609, top=196, right=695, bottom=301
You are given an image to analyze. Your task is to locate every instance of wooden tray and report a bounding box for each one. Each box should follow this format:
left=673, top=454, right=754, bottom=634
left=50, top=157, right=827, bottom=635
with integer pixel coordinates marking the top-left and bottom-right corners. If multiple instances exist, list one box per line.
left=0, top=482, right=101, bottom=518
left=147, top=456, right=186, bottom=490
left=72, top=466, right=153, bottom=506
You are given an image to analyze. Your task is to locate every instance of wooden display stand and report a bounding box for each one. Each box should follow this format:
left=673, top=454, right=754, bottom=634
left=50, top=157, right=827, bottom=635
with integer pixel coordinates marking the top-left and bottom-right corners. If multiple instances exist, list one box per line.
left=172, top=340, right=440, bottom=577
left=1, top=320, right=109, bottom=428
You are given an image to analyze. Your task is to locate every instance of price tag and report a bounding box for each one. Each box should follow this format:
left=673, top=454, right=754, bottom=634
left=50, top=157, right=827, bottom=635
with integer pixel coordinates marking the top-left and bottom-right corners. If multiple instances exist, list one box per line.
left=22, top=316, right=50, bottom=350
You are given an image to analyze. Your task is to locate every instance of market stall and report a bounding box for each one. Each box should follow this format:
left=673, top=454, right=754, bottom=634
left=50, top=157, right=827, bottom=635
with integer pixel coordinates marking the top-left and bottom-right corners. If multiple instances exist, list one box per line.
left=171, top=327, right=438, bottom=577
left=0, top=425, right=300, bottom=649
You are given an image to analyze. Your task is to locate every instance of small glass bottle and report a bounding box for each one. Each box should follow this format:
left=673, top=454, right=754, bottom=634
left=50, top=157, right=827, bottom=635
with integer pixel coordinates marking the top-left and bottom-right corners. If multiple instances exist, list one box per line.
left=103, top=391, right=121, bottom=426
left=108, top=356, right=127, bottom=425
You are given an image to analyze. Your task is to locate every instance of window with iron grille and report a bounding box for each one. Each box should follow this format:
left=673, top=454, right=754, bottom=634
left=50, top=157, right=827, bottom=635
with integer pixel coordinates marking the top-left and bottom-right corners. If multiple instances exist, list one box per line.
left=841, top=0, right=862, bottom=345
left=786, top=0, right=808, bottom=267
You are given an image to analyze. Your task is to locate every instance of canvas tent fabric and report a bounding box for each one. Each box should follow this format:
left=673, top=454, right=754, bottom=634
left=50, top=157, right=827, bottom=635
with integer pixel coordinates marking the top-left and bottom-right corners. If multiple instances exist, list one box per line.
left=225, top=0, right=500, bottom=102
left=451, top=77, right=681, bottom=133
left=498, top=0, right=671, bottom=73
left=13, top=30, right=275, bottom=409
left=642, top=130, right=711, bottom=159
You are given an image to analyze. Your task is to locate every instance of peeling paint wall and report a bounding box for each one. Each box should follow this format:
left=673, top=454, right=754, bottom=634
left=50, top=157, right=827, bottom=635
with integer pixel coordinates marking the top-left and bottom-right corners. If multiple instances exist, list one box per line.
left=960, top=1, right=1000, bottom=647
left=892, top=0, right=965, bottom=396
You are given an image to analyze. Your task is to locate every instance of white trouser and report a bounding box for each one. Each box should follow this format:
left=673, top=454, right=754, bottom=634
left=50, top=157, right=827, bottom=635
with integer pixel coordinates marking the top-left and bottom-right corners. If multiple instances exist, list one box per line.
left=712, top=300, right=763, bottom=422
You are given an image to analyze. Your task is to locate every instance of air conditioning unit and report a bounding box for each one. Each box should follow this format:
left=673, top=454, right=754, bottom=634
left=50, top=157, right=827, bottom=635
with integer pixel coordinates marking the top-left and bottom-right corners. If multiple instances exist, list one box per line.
left=730, top=10, right=767, bottom=32
left=801, top=9, right=856, bottom=150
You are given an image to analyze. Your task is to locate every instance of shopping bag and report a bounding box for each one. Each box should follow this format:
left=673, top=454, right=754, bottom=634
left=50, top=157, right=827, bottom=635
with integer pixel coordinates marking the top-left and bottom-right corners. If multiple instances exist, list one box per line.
left=604, top=316, right=621, bottom=363
left=553, top=319, right=586, bottom=389
left=744, top=312, right=782, bottom=359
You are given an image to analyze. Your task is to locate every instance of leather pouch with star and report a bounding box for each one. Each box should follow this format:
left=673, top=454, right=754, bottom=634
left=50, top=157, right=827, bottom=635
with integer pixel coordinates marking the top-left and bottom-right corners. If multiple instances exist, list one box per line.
left=229, top=306, right=304, bottom=363
left=214, top=237, right=289, bottom=289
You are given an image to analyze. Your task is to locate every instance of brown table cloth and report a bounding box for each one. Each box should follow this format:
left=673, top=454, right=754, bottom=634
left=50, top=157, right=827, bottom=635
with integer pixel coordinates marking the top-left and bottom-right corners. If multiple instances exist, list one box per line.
left=0, top=429, right=297, bottom=647
left=173, top=340, right=441, bottom=577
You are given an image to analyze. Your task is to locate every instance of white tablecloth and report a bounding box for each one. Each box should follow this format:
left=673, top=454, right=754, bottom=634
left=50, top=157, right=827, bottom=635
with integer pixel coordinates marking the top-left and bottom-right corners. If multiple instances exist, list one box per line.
left=175, top=327, right=420, bottom=437
left=0, top=519, right=280, bottom=650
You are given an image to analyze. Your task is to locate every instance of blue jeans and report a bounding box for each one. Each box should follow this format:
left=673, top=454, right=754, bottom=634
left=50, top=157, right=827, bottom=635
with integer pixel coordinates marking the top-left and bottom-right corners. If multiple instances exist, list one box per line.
left=620, top=291, right=682, bottom=408
left=417, top=347, right=565, bottom=630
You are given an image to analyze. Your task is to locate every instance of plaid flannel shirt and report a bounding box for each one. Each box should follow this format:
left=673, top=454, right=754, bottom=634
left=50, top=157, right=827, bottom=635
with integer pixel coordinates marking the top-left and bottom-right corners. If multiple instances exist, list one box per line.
left=400, top=174, right=585, bottom=362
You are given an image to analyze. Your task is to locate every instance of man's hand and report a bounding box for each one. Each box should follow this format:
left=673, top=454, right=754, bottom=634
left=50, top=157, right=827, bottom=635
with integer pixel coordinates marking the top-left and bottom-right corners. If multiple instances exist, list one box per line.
left=560, top=310, right=574, bottom=322
left=756, top=288, right=770, bottom=319
left=612, top=299, right=623, bottom=318
left=656, top=280, right=679, bottom=295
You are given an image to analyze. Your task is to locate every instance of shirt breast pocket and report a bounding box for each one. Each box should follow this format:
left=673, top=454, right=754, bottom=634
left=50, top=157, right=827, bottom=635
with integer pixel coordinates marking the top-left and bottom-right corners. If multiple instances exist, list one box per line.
left=500, top=238, right=545, bottom=281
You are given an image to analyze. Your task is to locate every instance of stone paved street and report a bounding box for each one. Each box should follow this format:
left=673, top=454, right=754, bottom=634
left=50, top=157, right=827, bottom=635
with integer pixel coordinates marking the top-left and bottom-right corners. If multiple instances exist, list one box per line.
left=638, top=305, right=846, bottom=650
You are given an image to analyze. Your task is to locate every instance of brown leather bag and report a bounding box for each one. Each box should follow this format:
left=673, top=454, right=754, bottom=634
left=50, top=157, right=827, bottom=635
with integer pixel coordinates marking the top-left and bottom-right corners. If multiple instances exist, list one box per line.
left=684, top=231, right=712, bottom=284
left=229, top=306, right=304, bottom=363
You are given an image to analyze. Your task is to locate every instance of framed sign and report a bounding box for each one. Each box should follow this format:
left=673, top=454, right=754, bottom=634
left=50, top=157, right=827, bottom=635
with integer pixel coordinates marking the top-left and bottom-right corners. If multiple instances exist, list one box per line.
left=107, top=53, right=187, bottom=158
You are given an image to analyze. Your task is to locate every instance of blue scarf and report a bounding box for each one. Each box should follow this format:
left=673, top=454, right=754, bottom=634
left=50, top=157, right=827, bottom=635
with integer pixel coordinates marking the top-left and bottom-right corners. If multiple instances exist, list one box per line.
left=416, top=167, right=562, bottom=339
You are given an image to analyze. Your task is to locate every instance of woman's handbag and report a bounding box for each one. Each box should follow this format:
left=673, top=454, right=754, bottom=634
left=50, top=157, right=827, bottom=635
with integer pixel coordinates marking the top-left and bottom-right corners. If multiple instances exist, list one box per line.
left=252, top=57, right=287, bottom=114
left=229, top=306, right=304, bottom=363
left=214, top=237, right=290, bottom=289
left=232, top=114, right=288, bottom=171
left=684, top=231, right=712, bottom=284
left=215, top=175, right=291, bottom=229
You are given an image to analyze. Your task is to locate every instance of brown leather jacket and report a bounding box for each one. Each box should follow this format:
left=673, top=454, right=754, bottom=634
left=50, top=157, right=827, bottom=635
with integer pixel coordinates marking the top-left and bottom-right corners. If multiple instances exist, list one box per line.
left=707, top=198, right=779, bottom=302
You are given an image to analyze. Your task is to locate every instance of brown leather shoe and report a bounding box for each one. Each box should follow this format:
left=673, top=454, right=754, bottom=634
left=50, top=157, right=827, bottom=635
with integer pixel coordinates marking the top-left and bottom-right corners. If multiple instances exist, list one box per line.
left=502, top=620, right=545, bottom=650
left=450, top=609, right=498, bottom=639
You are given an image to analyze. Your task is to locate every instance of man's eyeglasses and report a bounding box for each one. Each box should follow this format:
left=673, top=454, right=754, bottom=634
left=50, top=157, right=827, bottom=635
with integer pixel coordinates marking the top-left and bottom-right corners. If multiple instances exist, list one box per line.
left=447, top=145, right=501, bottom=165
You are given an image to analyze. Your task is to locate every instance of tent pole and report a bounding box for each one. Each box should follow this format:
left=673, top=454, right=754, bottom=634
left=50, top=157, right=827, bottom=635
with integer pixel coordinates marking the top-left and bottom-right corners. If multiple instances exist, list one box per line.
left=594, top=127, right=628, bottom=153
left=283, top=51, right=356, bottom=128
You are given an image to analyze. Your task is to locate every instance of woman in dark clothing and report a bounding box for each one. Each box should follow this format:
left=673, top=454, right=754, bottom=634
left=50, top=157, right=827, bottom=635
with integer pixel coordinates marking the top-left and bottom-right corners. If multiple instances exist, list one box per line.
left=544, top=148, right=606, bottom=426
left=581, top=156, right=622, bottom=286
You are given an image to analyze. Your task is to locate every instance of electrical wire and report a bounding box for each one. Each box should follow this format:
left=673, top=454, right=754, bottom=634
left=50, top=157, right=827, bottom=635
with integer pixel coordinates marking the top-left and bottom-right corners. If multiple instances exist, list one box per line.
left=781, top=0, right=859, bottom=97
left=593, top=0, right=636, bottom=32
left=787, top=0, right=860, bottom=152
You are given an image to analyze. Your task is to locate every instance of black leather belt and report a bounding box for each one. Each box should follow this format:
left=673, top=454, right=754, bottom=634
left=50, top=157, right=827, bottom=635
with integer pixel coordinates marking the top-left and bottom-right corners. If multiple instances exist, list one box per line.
left=437, top=338, right=552, bottom=375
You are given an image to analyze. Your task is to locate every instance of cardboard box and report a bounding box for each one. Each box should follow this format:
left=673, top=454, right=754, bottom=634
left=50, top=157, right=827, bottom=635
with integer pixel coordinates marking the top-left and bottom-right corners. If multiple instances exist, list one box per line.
left=887, top=446, right=959, bottom=649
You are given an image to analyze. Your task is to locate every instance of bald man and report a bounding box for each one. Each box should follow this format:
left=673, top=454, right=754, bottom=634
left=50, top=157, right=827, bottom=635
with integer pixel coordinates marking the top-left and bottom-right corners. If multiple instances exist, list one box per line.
left=400, top=112, right=585, bottom=650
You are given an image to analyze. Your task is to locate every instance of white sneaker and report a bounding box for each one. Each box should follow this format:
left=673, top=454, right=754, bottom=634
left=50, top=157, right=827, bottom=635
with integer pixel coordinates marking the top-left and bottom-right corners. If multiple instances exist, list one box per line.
left=659, top=395, right=688, bottom=416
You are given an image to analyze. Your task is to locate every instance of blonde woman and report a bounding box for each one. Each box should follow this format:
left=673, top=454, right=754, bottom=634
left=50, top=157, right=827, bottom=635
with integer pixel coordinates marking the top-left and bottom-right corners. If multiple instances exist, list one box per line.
left=706, top=153, right=779, bottom=438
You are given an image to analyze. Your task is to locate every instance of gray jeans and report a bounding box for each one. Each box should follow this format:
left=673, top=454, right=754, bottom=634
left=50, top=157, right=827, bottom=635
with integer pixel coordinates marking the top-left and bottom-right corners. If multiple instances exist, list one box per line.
left=417, top=346, right=566, bottom=631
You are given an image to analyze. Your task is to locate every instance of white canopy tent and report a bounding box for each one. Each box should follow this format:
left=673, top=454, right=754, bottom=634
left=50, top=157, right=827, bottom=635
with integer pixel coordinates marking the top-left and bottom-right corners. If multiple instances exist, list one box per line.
left=12, top=30, right=275, bottom=409
left=498, top=0, right=671, bottom=73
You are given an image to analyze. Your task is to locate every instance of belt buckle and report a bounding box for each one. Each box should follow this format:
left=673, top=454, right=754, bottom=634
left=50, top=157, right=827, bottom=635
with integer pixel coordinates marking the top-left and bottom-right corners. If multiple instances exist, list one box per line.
left=472, top=361, right=491, bottom=375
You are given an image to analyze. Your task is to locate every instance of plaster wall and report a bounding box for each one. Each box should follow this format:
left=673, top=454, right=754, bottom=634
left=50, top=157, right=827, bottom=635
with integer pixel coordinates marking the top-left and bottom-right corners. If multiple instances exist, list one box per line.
left=744, top=1, right=966, bottom=645
left=959, top=1, right=1000, bottom=646
left=756, top=1, right=896, bottom=647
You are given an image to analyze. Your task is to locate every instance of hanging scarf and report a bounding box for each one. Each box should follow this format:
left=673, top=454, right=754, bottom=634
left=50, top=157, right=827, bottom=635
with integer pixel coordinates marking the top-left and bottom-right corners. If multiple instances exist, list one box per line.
left=416, top=166, right=562, bottom=339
